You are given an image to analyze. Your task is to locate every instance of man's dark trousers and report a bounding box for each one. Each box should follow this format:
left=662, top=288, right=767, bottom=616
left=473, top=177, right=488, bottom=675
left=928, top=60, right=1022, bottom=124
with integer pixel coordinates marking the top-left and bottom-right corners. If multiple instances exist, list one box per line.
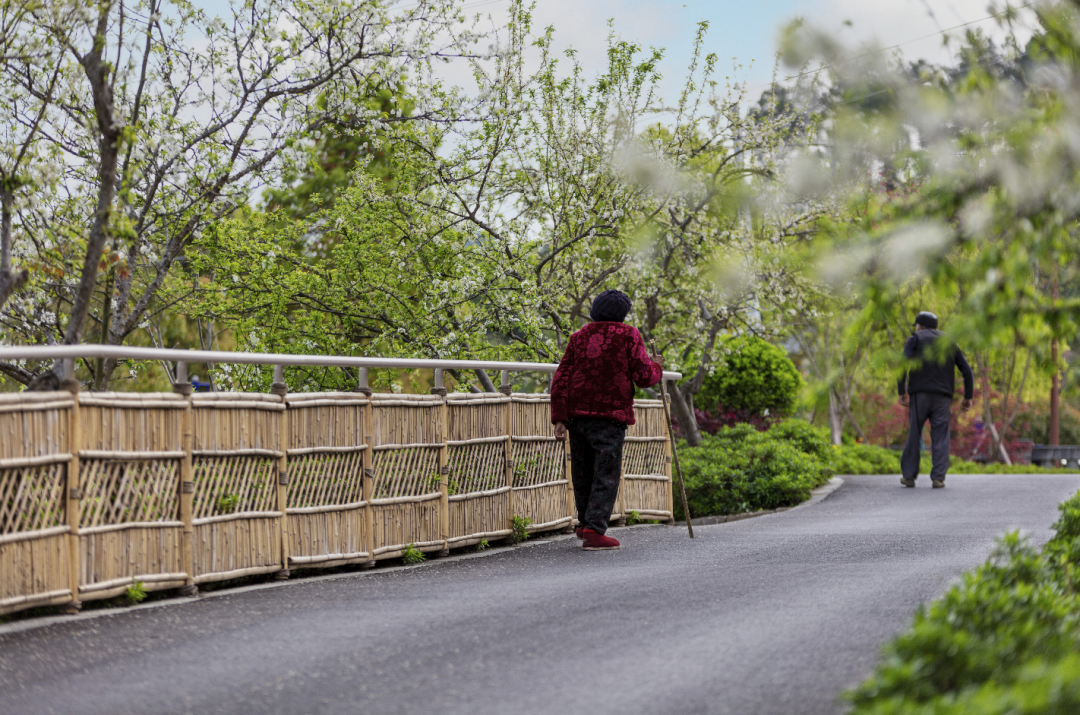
left=567, top=417, right=626, bottom=535
left=901, top=392, right=952, bottom=482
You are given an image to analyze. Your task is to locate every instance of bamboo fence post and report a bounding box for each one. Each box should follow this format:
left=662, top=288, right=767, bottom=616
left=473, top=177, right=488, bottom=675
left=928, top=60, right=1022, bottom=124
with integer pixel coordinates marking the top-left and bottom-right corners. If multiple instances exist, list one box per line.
left=61, top=358, right=82, bottom=613
left=431, top=369, right=450, bottom=556
left=500, top=370, right=514, bottom=534
left=271, top=365, right=290, bottom=579
left=650, top=341, right=693, bottom=538
left=357, top=368, right=376, bottom=569
left=173, top=362, right=198, bottom=596
left=662, top=428, right=676, bottom=525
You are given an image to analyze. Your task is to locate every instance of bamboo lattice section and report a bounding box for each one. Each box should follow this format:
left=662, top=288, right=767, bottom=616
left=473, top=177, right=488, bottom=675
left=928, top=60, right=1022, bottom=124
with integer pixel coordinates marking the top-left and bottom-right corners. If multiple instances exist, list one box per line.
left=285, top=393, right=370, bottom=568
left=190, top=394, right=284, bottom=582
left=75, top=394, right=187, bottom=600
left=0, top=462, right=66, bottom=535
left=444, top=394, right=513, bottom=544
left=447, top=441, right=506, bottom=495
left=621, top=401, right=673, bottom=521
left=371, top=446, right=441, bottom=499
left=511, top=395, right=573, bottom=531
left=0, top=393, right=74, bottom=614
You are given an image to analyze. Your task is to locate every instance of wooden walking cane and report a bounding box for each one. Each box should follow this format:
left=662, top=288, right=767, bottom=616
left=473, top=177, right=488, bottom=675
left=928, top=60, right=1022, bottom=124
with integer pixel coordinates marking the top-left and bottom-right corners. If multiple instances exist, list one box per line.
left=651, top=341, right=694, bottom=539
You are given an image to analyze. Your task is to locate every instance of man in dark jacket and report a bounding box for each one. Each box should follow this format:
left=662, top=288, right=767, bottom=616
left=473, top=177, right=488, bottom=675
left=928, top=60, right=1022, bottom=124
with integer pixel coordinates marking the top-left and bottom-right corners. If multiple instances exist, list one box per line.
left=551, top=289, right=664, bottom=550
left=898, top=311, right=974, bottom=488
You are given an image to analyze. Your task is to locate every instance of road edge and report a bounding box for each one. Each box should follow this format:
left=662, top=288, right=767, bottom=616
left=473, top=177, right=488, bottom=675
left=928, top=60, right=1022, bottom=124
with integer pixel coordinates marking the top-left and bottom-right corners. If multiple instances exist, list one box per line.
left=682, top=476, right=845, bottom=527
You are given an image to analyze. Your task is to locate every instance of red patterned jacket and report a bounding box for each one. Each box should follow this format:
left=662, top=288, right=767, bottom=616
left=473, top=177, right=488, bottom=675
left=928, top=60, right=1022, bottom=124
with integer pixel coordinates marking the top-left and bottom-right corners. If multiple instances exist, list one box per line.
left=550, top=322, right=664, bottom=425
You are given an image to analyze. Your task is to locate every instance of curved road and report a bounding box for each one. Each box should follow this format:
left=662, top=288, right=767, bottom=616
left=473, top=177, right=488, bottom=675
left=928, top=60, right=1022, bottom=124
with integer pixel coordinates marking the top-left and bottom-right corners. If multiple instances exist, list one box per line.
left=2, top=474, right=1079, bottom=715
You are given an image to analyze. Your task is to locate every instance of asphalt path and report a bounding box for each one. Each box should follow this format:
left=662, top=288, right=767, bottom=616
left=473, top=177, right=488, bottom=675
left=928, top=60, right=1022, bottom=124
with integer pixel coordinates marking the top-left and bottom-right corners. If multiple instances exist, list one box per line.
left=3, top=473, right=1079, bottom=715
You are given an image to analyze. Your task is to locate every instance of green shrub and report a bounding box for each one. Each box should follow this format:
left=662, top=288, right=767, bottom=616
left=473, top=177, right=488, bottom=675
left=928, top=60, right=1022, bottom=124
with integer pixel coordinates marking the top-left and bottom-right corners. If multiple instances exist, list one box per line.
left=847, top=491, right=1080, bottom=715
left=769, top=419, right=835, bottom=464
left=834, top=443, right=902, bottom=474
left=675, top=423, right=833, bottom=520
left=696, top=335, right=803, bottom=416
left=401, top=543, right=426, bottom=564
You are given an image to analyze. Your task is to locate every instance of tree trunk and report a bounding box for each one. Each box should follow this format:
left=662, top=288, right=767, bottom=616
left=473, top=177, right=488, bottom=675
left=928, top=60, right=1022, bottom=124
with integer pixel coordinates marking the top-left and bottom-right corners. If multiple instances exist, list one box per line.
left=827, top=390, right=843, bottom=447
left=669, top=381, right=703, bottom=447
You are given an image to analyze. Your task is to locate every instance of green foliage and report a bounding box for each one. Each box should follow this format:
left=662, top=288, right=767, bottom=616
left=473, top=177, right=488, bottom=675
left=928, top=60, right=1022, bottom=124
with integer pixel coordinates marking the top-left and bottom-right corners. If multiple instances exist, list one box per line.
left=125, top=580, right=147, bottom=605
left=626, top=510, right=642, bottom=526
left=847, top=501, right=1080, bottom=715
left=216, top=493, right=240, bottom=514
left=675, top=419, right=834, bottom=519
left=475, top=539, right=489, bottom=552
left=401, top=543, right=426, bottom=565
left=696, top=335, right=803, bottom=416
left=831, top=442, right=1079, bottom=475
left=511, top=515, right=532, bottom=544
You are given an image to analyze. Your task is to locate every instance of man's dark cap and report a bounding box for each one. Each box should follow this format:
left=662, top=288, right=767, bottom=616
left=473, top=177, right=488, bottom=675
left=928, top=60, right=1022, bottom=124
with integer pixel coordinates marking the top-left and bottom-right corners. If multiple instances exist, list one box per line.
left=590, top=289, right=632, bottom=322
left=915, top=311, right=938, bottom=329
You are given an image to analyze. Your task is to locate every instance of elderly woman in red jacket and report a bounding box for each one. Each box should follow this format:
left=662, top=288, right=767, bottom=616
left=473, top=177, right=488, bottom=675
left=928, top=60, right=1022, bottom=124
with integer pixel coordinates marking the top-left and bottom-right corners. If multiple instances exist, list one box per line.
left=551, top=290, right=664, bottom=551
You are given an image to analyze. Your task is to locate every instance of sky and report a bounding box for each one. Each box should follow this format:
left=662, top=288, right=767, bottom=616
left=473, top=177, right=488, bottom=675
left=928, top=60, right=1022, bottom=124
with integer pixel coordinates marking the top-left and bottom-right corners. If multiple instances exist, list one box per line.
left=193, top=0, right=1035, bottom=97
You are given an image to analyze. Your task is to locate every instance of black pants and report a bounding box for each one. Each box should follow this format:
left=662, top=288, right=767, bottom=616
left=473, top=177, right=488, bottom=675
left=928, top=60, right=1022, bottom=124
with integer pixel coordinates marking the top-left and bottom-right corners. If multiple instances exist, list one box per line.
left=901, top=392, right=952, bottom=482
left=568, top=417, right=626, bottom=534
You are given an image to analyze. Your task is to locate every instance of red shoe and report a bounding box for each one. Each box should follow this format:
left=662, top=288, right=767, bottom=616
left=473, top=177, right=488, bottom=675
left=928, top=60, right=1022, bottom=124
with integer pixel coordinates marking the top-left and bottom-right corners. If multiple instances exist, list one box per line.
left=575, top=526, right=585, bottom=540
left=581, top=529, right=620, bottom=551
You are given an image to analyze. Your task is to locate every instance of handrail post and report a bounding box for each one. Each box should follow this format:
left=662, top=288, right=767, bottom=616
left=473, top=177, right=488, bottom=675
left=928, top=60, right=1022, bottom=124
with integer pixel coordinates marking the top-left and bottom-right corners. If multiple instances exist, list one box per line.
left=174, top=363, right=197, bottom=595
left=270, top=365, right=290, bottom=580
left=499, top=369, right=512, bottom=396
left=355, top=366, right=376, bottom=568
left=431, top=369, right=450, bottom=556
left=60, top=358, right=82, bottom=614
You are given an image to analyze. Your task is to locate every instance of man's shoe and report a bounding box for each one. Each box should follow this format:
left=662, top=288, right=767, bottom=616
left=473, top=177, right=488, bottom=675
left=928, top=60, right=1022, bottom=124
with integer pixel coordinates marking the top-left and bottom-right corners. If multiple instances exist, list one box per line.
left=900, top=477, right=916, bottom=488
left=581, top=529, right=621, bottom=551
left=932, top=480, right=945, bottom=489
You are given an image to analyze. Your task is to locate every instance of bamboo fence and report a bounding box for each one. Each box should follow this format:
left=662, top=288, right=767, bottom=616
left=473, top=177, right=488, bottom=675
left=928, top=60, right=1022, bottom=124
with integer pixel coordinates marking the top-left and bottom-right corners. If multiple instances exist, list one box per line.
left=0, top=387, right=672, bottom=616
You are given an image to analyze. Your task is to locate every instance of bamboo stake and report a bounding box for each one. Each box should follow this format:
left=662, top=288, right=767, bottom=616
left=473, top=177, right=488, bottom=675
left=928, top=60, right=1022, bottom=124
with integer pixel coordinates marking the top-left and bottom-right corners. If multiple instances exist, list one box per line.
left=173, top=365, right=197, bottom=596
left=63, top=361, right=83, bottom=612
left=650, top=341, right=693, bottom=539
left=432, top=370, right=450, bottom=556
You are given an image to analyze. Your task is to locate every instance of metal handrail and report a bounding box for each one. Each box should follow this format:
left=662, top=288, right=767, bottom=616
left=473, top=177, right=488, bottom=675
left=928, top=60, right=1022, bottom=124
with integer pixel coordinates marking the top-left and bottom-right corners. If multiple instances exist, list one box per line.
left=0, top=345, right=683, bottom=383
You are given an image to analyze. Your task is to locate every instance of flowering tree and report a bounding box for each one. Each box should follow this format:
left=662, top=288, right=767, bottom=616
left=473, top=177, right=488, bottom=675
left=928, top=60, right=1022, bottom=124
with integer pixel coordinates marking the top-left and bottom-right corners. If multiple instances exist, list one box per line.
left=0, top=0, right=473, bottom=388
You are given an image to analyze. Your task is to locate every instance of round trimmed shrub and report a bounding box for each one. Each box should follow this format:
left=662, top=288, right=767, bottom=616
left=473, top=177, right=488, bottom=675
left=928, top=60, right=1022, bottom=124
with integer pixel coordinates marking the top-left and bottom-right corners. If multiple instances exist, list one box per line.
left=696, top=335, right=802, bottom=417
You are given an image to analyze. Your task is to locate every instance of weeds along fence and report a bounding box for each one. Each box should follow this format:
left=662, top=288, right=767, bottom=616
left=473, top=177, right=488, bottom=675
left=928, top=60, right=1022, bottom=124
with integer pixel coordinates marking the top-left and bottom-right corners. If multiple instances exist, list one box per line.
left=0, top=346, right=680, bottom=617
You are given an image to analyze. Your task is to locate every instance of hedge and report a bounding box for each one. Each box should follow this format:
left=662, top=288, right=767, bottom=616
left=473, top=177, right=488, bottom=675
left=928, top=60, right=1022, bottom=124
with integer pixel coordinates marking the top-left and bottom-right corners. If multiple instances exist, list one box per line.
left=847, top=491, right=1080, bottom=714
left=675, top=420, right=834, bottom=520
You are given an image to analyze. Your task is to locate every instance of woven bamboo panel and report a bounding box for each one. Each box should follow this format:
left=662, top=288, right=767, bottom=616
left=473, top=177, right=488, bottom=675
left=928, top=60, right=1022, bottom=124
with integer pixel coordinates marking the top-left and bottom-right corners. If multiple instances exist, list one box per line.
left=622, top=400, right=672, bottom=518
left=370, top=499, right=442, bottom=558
left=371, top=446, right=441, bottom=499
left=79, top=393, right=185, bottom=452
left=509, top=394, right=573, bottom=531
left=0, top=462, right=66, bottom=535
left=448, top=441, right=505, bottom=495
left=446, top=394, right=508, bottom=440
left=286, top=392, right=367, bottom=450
left=370, top=394, right=440, bottom=446
left=368, top=395, right=444, bottom=559
left=80, top=527, right=185, bottom=600
left=0, top=393, right=73, bottom=460
left=192, top=516, right=282, bottom=583
left=512, top=483, right=571, bottom=531
left=75, top=393, right=186, bottom=600
left=285, top=393, right=369, bottom=568
left=79, top=458, right=180, bottom=528
left=620, top=477, right=672, bottom=520
left=191, top=394, right=284, bottom=582
left=0, top=394, right=73, bottom=614
left=192, top=393, right=283, bottom=453
left=192, top=455, right=277, bottom=519
left=626, top=400, right=666, bottom=438
left=448, top=491, right=511, bottom=545
left=287, top=509, right=365, bottom=567
left=0, top=531, right=71, bottom=615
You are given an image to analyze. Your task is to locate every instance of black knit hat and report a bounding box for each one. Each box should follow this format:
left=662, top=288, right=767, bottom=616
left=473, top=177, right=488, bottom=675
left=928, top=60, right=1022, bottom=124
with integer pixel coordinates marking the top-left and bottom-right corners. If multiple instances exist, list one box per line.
left=915, top=311, right=938, bottom=329
left=590, top=289, right=632, bottom=322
